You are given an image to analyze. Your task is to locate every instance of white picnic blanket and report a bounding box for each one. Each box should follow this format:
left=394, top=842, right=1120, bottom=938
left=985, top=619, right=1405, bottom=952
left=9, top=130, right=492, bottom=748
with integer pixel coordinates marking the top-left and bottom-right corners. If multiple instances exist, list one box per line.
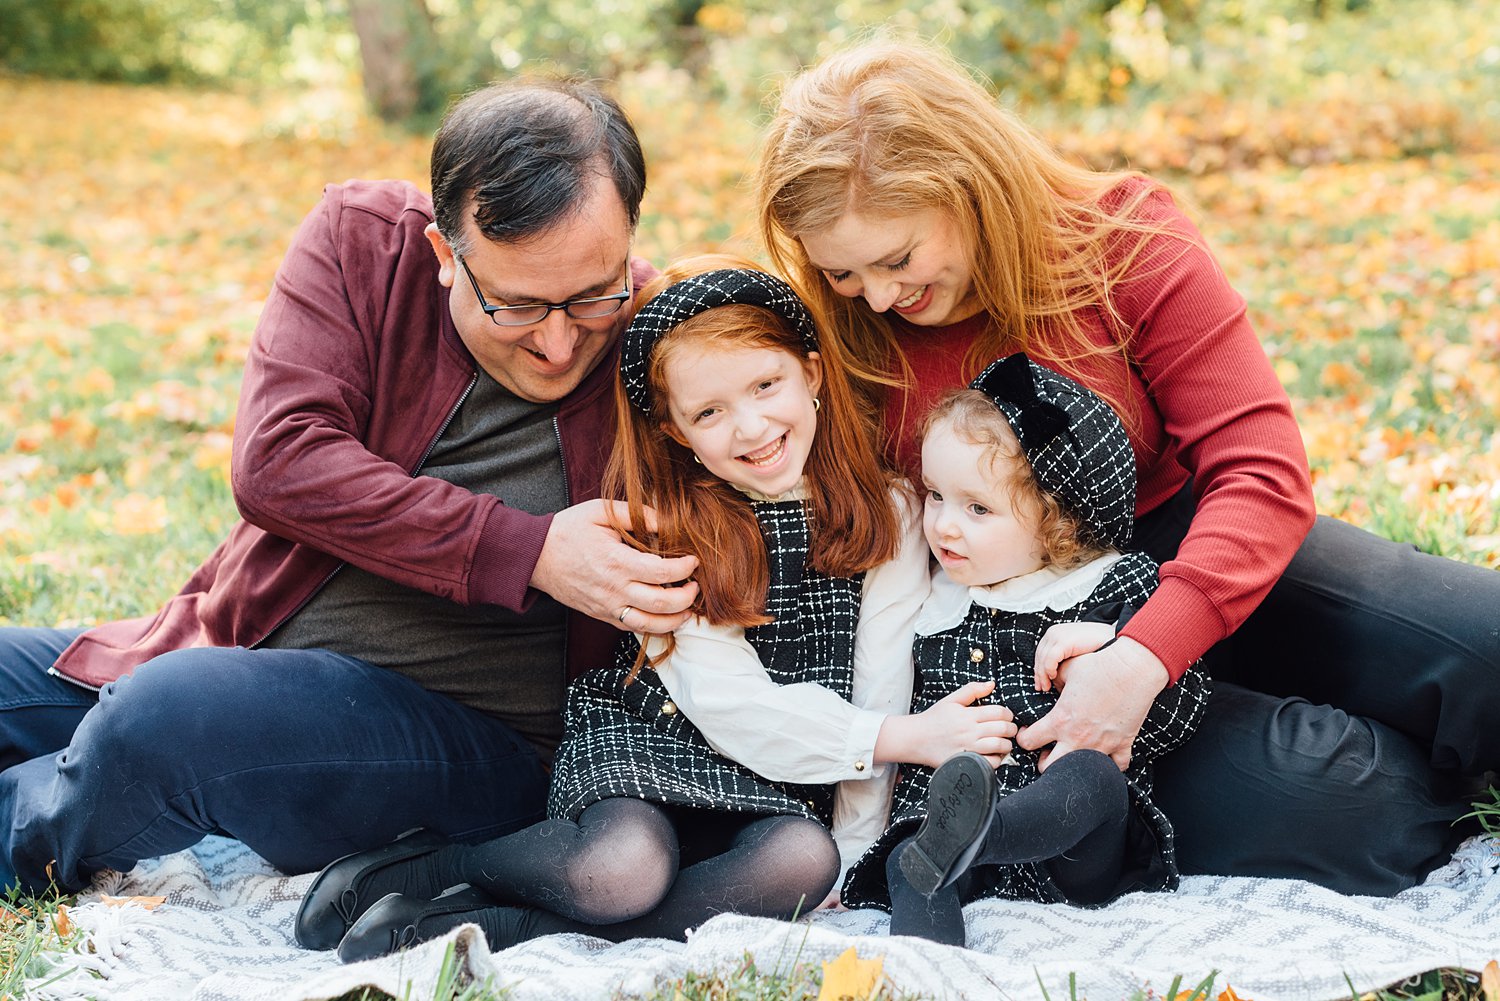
left=22, top=835, right=1500, bottom=1001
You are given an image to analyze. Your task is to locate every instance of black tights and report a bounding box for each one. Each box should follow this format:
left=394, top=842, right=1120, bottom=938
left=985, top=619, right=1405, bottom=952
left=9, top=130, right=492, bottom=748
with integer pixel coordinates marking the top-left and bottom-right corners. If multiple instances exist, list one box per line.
left=370, top=798, right=840, bottom=947
left=889, top=749, right=1131, bottom=947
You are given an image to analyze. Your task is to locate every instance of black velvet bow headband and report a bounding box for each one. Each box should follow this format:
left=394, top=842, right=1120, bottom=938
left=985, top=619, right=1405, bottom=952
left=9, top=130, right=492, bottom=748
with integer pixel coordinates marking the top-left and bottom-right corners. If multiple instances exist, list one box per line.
left=620, top=268, right=819, bottom=414
left=970, top=353, right=1137, bottom=550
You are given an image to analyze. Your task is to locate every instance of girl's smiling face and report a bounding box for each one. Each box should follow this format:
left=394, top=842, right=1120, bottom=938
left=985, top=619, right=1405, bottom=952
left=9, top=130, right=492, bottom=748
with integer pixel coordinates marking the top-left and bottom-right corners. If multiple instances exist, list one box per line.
left=799, top=207, right=981, bottom=327
left=661, top=342, right=823, bottom=497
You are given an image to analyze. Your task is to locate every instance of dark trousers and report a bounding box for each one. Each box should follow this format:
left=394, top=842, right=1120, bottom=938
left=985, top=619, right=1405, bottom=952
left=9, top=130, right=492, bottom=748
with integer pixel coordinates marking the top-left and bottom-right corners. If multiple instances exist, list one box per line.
left=0, top=628, right=549, bottom=894
left=1136, top=488, right=1498, bottom=894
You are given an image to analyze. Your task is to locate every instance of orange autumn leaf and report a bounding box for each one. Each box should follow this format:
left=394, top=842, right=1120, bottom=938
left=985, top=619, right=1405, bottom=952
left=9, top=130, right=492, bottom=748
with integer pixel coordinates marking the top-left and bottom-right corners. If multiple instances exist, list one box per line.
left=1318, top=361, right=1361, bottom=391
left=13, top=424, right=47, bottom=453
left=1175, top=988, right=1251, bottom=1001
left=98, top=894, right=167, bottom=910
left=51, top=903, right=73, bottom=937
left=818, top=947, right=884, bottom=1001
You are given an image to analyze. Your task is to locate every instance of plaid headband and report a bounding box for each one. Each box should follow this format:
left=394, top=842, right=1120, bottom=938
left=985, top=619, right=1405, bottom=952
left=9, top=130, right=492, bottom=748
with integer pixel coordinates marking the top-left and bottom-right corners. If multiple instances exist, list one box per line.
left=620, top=268, right=819, bottom=413
left=970, top=353, right=1137, bottom=550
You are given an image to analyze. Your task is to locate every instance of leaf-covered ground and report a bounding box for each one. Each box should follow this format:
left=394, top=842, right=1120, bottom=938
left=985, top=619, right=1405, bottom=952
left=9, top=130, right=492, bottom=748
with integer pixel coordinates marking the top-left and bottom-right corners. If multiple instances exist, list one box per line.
left=1, top=73, right=1497, bottom=629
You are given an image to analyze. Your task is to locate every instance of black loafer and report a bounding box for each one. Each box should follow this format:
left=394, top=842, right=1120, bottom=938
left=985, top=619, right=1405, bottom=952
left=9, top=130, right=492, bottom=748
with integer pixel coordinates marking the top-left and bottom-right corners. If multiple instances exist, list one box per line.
left=899, top=752, right=998, bottom=896
left=294, top=828, right=450, bottom=950
left=337, top=885, right=493, bottom=964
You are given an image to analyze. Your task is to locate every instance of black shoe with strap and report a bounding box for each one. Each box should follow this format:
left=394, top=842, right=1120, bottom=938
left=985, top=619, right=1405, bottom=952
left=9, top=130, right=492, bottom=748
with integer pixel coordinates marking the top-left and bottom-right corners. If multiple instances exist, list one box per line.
left=294, top=828, right=450, bottom=950
left=337, top=885, right=495, bottom=964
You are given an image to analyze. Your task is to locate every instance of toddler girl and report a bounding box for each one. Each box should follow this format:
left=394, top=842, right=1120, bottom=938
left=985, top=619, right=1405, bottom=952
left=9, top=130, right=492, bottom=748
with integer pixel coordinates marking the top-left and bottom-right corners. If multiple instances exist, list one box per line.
left=841, top=353, right=1210, bottom=947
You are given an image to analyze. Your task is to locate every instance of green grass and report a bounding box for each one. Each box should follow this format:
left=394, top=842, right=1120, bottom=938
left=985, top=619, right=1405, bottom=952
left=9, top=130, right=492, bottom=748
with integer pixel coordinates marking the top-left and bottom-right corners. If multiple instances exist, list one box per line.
left=1, top=884, right=85, bottom=1000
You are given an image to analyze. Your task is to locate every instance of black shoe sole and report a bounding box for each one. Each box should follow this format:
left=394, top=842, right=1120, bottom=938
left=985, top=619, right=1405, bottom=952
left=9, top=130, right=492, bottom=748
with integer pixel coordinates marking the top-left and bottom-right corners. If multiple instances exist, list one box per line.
left=899, top=752, right=997, bottom=896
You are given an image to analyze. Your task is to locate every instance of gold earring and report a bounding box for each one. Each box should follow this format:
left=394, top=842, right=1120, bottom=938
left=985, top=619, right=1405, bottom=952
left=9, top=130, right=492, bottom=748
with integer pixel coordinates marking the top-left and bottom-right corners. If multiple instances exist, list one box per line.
left=692, top=454, right=703, bottom=465
left=813, top=397, right=821, bottom=411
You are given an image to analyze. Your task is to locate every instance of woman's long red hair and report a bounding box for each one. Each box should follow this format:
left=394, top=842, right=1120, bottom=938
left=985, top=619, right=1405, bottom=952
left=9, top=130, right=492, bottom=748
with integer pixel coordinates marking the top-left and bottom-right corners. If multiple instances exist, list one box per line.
left=604, top=255, right=901, bottom=674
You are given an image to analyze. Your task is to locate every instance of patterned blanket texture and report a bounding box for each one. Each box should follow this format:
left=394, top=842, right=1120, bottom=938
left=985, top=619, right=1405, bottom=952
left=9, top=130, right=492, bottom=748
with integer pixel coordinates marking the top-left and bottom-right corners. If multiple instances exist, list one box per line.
left=20, top=835, right=1500, bottom=1001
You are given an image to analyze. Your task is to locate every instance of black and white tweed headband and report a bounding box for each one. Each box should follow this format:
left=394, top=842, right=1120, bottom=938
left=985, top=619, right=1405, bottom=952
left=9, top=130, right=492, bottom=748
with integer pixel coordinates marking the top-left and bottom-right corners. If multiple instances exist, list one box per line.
left=620, top=268, right=819, bottom=413
left=970, top=353, right=1137, bottom=550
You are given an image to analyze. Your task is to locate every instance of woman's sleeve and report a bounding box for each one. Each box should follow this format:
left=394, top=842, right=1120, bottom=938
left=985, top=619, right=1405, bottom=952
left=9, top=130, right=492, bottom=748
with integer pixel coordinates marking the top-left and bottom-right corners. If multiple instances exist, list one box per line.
left=1111, top=187, right=1317, bottom=678
left=652, top=489, right=930, bottom=785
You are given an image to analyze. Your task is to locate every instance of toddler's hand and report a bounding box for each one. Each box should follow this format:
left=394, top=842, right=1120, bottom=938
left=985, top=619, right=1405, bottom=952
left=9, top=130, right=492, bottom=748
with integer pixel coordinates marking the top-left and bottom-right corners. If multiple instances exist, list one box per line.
left=914, top=680, right=1016, bottom=768
left=1034, top=621, right=1116, bottom=692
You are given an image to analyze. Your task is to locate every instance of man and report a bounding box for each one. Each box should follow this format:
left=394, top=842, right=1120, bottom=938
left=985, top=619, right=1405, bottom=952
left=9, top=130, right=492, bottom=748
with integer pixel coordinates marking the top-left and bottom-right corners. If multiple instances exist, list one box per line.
left=0, top=78, right=697, bottom=894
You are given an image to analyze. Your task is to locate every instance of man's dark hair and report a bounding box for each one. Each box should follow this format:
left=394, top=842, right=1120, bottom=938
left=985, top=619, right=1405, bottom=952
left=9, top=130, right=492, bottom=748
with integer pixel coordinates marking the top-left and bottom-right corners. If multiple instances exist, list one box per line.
left=430, top=77, right=646, bottom=254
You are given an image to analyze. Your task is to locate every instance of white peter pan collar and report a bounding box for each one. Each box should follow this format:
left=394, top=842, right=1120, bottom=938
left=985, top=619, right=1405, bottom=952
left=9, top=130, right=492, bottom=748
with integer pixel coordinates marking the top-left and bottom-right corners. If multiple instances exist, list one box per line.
left=915, top=552, right=1125, bottom=636
left=738, top=478, right=811, bottom=503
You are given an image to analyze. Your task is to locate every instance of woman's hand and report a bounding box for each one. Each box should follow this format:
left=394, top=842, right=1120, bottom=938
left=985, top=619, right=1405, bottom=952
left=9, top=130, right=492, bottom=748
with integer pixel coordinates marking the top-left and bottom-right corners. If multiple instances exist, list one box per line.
left=874, top=680, right=1016, bottom=769
left=1015, top=636, right=1168, bottom=771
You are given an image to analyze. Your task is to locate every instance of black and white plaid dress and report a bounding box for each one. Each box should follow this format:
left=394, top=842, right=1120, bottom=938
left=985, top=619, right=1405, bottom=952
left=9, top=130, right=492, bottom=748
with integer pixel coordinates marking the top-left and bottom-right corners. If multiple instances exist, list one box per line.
left=548, top=498, right=863, bottom=826
left=841, top=550, right=1212, bottom=910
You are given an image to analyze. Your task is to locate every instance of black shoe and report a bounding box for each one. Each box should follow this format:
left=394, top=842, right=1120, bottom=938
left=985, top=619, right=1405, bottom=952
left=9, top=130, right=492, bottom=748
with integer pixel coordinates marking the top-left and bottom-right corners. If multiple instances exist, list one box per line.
left=295, top=828, right=450, bottom=950
left=899, top=752, right=998, bottom=896
left=337, top=885, right=493, bottom=964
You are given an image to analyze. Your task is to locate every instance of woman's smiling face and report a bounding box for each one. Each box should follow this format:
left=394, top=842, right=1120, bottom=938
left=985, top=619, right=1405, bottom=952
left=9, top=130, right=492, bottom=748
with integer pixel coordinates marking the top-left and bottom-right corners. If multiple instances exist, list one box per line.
left=661, top=342, right=823, bottom=497
left=799, top=207, right=981, bottom=327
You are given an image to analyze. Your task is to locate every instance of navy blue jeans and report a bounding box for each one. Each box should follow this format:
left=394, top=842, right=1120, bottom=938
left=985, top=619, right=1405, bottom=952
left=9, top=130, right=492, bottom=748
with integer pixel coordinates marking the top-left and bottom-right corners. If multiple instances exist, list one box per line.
left=0, top=629, right=549, bottom=894
left=1137, top=493, right=1498, bottom=894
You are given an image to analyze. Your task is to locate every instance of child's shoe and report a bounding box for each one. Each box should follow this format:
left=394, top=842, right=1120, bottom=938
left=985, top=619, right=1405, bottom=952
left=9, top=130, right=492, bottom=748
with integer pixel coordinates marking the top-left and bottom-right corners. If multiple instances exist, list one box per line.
left=898, top=752, right=997, bottom=895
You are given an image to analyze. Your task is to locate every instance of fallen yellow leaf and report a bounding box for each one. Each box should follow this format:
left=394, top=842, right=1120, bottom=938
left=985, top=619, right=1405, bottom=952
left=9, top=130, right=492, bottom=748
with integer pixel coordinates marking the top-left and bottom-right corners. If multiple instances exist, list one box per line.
left=110, top=492, right=168, bottom=536
left=98, top=895, right=167, bottom=910
left=1480, top=959, right=1499, bottom=1001
left=817, top=946, right=884, bottom=1001
left=51, top=903, right=73, bottom=937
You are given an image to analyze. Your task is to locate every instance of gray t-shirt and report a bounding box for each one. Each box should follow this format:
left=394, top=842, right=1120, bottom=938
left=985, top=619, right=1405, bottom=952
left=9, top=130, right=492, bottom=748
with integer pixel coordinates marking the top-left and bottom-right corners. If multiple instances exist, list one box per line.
left=261, top=367, right=570, bottom=761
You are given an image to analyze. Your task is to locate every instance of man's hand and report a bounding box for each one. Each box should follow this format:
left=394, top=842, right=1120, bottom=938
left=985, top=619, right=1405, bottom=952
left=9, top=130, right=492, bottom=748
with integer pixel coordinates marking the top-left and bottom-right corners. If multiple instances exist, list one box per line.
left=1015, top=636, right=1168, bottom=771
left=531, top=499, right=698, bottom=634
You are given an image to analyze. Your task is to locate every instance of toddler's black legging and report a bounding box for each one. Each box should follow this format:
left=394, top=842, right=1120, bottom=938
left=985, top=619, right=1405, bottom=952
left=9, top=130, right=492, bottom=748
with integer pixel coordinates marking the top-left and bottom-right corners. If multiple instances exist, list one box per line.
left=386, top=797, right=840, bottom=946
left=889, top=748, right=1131, bottom=946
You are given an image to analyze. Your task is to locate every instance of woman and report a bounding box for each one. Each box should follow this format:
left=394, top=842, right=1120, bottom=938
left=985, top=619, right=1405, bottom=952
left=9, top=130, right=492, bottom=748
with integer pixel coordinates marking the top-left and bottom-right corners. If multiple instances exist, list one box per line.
left=753, top=39, right=1496, bottom=895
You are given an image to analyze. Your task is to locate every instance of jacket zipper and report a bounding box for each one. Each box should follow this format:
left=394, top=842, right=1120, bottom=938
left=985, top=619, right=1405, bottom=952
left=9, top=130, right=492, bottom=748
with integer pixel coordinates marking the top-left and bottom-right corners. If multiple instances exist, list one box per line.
left=246, top=372, right=480, bottom=649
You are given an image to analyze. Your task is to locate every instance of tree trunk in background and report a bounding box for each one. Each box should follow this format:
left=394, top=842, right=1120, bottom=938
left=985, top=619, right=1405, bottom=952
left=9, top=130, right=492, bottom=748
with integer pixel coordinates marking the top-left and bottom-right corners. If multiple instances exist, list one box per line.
left=347, top=0, right=437, bottom=122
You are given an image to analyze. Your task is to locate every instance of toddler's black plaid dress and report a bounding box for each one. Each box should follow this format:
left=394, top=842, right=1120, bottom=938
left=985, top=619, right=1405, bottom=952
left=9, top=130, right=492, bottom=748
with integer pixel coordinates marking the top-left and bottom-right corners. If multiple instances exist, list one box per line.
left=548, top=498, right=863, bottom=826
left=841, top=550, right=1212, bottom=910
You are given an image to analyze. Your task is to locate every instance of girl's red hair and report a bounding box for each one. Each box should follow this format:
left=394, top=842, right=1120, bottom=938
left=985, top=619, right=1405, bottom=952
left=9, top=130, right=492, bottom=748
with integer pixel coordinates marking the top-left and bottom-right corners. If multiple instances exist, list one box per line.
left=604, top=254, right=901, bottom=675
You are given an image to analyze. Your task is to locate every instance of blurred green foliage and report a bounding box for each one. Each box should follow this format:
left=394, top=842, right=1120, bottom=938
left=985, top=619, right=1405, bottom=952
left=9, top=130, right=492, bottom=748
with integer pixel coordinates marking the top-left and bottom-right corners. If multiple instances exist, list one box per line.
left=3, top=0, right=1496, bottom=128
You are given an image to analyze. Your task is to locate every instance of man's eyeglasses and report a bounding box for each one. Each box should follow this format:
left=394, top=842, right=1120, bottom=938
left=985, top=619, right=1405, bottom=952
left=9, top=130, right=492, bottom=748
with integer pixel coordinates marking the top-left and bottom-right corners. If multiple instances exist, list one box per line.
left=457, top=255, right=631, bottom=327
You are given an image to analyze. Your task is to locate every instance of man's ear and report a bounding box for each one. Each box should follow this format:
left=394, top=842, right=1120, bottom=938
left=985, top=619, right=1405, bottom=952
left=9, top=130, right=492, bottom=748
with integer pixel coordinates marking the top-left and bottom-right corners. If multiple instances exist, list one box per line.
left=425, top=223, right=457, bottom=288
